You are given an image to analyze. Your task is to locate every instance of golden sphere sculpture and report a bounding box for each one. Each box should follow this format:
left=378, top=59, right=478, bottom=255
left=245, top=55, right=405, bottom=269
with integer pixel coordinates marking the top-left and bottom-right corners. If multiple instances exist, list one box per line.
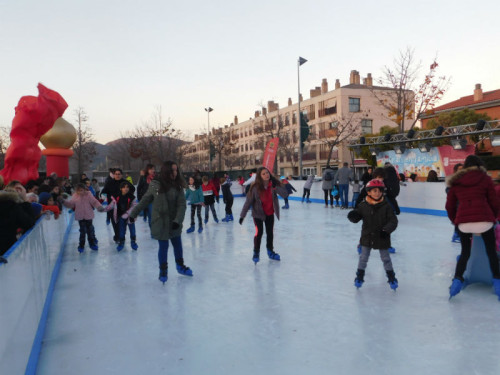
left=40, top=117, right=77, bottom=149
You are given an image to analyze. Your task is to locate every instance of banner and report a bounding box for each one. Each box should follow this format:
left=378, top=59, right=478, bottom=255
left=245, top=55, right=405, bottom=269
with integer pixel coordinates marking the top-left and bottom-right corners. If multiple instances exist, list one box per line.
left=376, top=145, right=474, bottom=178
left=262, top=137, right=279, bottom=172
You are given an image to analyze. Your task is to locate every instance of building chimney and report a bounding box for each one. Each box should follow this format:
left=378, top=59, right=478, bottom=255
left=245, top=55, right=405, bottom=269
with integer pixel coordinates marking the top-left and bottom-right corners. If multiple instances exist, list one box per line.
left=299, top=94, right=303, bottom=102
left=335, top=79, right=341, bottom=89
left=474, top=83, right=483, bottom=101
left=262, top=107, right=267, bottom=116
left=310, top=86, right=321, bottom=98
left=234, top=115, right=238, bottom=125
left=288, top=97, right=292, bottom=106
left=350, top=70, right=356, bottom=84
left=254, top=110, right=260, bottom=118
left=355, top=70, right=360, bottom=84
left=366, top=73, right=373, bottom=87
left=321, top=78, right=328, bottom=93
left=363, top=78, right=367, bottom=85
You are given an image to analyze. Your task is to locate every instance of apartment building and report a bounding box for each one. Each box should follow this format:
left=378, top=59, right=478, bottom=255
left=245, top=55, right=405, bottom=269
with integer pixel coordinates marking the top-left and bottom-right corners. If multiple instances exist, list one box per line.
left=181, top=70, right=412, bottom=176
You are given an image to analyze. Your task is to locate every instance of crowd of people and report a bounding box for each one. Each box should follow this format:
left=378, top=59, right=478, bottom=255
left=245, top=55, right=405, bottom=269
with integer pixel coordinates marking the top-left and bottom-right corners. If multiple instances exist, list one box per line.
left=2, top=157, right=500, bottom=300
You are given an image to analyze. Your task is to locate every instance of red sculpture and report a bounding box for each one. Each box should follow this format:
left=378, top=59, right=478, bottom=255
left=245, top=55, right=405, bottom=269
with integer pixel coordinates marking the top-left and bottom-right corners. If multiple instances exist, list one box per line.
left=0, top=84, right=68, bottom=185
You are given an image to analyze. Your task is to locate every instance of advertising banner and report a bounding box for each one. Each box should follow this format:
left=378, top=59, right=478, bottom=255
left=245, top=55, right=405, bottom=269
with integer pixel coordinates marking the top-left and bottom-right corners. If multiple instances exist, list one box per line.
left=376, top=145, right=474, bottom=178
left=262, top=137, right=279, bottom=172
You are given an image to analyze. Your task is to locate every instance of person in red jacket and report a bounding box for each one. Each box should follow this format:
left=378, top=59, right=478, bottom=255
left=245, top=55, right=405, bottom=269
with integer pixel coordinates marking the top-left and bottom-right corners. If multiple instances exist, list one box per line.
left=202, top=175, right=219, bottom=224
left=445, top=155, right=500, bottom=299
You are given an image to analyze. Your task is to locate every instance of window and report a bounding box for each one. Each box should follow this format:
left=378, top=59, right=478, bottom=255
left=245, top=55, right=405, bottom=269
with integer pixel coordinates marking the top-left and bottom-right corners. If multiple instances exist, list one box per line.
left=361, top=119, right=373, bottom=134
left=285, top=114, right=290, bottom=126
left=349, top=97, right=360, bottom=112
left=329, top=121, right=338, bottom=129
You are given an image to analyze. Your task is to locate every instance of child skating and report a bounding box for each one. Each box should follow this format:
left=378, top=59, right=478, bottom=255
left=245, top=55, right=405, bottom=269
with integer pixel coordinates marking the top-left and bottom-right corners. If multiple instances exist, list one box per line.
left=185, top=176, right=205, bottom=233
left=111, top=182, right=138, bottom=251
left=239, top=167, right=288, bottom=264
left=220, top=174, right=234, bottom=222
left=60, top=183, right=112, bottom=253
left=201, top=175, right=219, bottom=224
left=347, top=179, right=399, bottom=290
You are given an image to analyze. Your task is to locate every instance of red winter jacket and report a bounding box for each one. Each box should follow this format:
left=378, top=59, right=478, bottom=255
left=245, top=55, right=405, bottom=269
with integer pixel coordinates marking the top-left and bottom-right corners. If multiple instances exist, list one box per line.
left=445, top=166, right=499, bottom=225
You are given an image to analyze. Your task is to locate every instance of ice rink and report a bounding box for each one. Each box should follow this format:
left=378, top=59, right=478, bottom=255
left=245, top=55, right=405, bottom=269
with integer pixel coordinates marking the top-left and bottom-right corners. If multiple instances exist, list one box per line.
left=36, top=198, right=500, bottom=375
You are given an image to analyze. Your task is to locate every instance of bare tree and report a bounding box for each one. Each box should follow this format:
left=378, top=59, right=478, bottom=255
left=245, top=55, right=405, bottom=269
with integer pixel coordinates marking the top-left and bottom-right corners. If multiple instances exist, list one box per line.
left=121, top=106, right=185, bottom=166
left=316, top=114, right=361, bottom=166
left=373, top=47, right=450, bottom=132
left=0, top=126, right=10, bottom=170
left=72, top=107, right=97, bottom=176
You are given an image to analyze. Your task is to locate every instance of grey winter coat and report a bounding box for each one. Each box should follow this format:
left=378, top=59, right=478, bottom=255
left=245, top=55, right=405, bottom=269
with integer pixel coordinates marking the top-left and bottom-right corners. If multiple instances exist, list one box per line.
left=130, top=180, right=186, bottom=240
left=240, top=183, right=288, bottom=221
left=322, top=168, right=335, bottom=190
left=334, top=166, right=353, bottom=185
left=304, top=175, right=314, bottom=190
left=348, top=198, right=398, bottom=249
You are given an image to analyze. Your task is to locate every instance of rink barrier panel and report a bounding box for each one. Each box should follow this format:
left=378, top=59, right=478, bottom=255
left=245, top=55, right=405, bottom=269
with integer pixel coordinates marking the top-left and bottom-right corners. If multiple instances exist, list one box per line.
left=0, top=210, right=73, bottom=375
left=25, top=212, right=74, bottom=375
left=256, top=180, right=448, bottom=216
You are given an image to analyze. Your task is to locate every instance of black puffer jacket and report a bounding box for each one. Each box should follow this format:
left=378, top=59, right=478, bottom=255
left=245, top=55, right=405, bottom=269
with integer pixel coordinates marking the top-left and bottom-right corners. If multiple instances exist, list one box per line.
left=348, top=198, right=398, bottom=249
left=0, top=191, right=36, bottom=255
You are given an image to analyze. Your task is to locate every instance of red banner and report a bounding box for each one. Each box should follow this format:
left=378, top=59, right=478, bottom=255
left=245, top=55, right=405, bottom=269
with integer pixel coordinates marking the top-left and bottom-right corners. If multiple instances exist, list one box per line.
left=262, top=137, right=279, bottom=172
left=437, top=145, right=475, bottom=176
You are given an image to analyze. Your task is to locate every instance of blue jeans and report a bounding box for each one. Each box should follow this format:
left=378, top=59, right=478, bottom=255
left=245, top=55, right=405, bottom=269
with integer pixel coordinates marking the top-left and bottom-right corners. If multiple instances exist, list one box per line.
left=158, top=236, right=183, bottom=265
left=339, top=184, right=349, bottom=207
left=118, top=218, right=136, bottom=242
left=351, top=192, right=359, bottom=207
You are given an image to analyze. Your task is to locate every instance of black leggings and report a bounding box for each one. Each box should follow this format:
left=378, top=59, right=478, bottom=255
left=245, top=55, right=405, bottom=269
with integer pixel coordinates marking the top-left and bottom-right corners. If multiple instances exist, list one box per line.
left=225, top=197, right=233, bottom=215
left=323, top=189, right=333, bottom=205
left=253, top=215, right=274, bottom=252
left=302, top=188, right=310, bottom=200
left=190, top=205, right=202, bottom=227
left=455, top=227, right=500, bottom=280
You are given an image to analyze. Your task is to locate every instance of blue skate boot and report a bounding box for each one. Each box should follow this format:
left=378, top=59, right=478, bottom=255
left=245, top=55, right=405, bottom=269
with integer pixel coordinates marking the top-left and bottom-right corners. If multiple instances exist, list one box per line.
left=267, top=249, right=280, bottom=261
left=354, top=269, right=365, bottom=288
left=198, top=226, right=203, bottom=233
left=186, top=225, right=195, bottom=233
left=252, top=250, right=260, bottom=264
left=493, top=278, right=500, bottom=301
left=451, top=231, right=460, bottom=243
left=176, top=258, right=193, bottom=276
left=449, top=278, right=463, bottom=299
left=386, top=270, right=398, bottom=291
left=159, top=263, right=168, bottom=284
left=388, top=247, right=396, bottom=254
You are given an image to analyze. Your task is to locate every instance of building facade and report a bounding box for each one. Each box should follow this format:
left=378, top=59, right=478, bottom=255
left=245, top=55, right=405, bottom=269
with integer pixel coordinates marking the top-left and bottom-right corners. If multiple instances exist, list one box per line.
left=181, top=70, right=413, bottom=176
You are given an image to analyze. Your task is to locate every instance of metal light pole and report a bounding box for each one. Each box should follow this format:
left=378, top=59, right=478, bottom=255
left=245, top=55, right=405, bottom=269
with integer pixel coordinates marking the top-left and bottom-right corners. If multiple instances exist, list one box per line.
left=297, top=56, right=307, bottom=179
left=205, top=107, right=213, bottom=170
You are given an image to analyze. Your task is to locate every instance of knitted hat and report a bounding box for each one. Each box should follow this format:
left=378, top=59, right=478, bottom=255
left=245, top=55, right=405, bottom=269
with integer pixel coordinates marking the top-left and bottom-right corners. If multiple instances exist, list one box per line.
left=38, top=192, right=53, bottom=205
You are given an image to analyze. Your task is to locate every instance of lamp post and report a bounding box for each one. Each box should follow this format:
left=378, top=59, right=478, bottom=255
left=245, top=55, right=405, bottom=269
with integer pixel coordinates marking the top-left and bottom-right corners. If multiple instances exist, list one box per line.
left=297, top=56, right=307, bottom=178
left=205, top=107, right=213, bottom=170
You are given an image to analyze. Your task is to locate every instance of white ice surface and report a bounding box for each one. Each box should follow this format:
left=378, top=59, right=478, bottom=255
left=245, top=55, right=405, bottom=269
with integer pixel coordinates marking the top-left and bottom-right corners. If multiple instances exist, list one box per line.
left=36, top=198, right=500, bottom=375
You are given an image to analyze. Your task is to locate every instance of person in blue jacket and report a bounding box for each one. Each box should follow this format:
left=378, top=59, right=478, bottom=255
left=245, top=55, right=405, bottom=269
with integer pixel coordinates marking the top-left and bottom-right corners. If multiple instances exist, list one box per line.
left=185, top=176, right=205, bottom=233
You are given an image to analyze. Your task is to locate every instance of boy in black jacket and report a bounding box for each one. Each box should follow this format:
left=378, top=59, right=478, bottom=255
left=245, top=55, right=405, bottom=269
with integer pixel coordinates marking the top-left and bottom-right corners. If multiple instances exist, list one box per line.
left=348, top=179, right=398, bottom=290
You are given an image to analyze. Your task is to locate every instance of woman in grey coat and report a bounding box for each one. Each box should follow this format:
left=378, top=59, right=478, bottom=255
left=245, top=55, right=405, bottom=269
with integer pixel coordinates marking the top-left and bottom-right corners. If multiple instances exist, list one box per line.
left=130, top=161, right=192, bottom=283
left=322, top=166, right=335, bottom=207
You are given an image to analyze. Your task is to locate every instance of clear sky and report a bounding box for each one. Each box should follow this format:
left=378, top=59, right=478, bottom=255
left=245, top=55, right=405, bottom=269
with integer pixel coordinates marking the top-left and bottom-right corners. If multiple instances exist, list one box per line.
left=1, top=0, right=499, bottom=144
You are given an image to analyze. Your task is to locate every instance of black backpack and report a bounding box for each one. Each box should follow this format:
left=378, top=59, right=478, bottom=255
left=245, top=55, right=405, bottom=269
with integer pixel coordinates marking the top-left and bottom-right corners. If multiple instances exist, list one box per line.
left=324, top=171, right=333, bottom=181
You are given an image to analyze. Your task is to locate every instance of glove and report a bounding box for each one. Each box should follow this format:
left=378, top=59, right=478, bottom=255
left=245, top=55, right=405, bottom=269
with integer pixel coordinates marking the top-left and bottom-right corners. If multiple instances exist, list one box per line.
left=347, top=210, right=362, bottom=223
left=380, top=230, right=390, bottom=239
left=172, top=222, right=180, bottom=230
left=239, top=217, right=244, bottom=225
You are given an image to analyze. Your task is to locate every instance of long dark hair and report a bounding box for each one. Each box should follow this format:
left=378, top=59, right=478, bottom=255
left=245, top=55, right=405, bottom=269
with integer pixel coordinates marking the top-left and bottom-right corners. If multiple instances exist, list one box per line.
left=463, top=155, right=484, bottom=169
left=157, top=161, right=186, bottom=193
left=250, top=166, right=279, bottom=193
left=143, top=163, right=155, bottom=175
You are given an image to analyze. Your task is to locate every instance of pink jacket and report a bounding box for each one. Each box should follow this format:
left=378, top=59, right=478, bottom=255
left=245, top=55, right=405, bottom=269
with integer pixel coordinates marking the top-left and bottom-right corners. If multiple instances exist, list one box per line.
left=62, top=191, right=108, bottom=220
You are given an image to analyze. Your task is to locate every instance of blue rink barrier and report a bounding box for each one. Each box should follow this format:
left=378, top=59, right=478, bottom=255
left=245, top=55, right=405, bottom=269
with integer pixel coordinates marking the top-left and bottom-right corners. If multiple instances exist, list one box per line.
left=0, top=210, right=73, bottom=375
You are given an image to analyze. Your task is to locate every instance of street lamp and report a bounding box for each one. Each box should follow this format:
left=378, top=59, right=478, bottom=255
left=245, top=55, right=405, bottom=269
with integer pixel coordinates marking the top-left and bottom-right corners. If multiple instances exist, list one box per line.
left=205, top=107, right=213, bottom=169
left=297, top=56, right=307, bottom=179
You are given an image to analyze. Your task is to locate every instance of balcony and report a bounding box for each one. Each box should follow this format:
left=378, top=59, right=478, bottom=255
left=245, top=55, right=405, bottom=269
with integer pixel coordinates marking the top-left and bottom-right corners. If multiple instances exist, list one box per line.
left=318, top=129, right=338, bottom=138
